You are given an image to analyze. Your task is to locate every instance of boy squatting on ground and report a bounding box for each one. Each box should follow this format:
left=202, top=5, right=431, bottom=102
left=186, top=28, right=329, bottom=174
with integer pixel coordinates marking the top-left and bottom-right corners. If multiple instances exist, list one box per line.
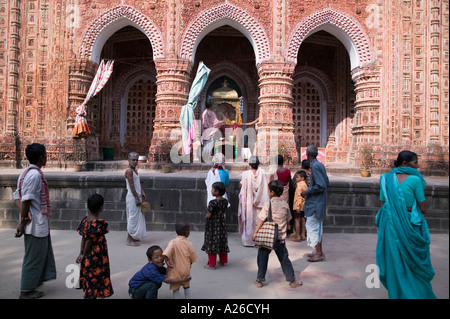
left=128, top=245, right=191, bottom=299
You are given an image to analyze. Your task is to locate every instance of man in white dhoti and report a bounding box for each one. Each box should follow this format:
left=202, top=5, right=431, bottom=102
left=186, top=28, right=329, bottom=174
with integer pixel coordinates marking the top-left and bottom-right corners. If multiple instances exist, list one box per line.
left=125, top=152, right=147, bottom=246
left=238, top=156, right=270, bottom=246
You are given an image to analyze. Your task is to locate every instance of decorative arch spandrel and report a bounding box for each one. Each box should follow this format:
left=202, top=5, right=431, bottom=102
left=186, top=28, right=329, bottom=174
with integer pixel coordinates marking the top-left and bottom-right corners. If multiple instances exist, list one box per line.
left=179, top=2, right=271, bottom=65
left=286, top=8, right=374, bottom=71
left=78, top=5, right=164, bottom=63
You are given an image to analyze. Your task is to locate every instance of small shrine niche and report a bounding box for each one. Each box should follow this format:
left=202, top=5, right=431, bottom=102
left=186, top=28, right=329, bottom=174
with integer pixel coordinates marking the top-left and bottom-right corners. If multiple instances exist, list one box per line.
left=210, top=80, right=242, bottom=125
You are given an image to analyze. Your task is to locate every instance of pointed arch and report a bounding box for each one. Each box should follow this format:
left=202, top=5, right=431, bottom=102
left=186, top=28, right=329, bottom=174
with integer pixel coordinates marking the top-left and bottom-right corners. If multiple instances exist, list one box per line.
left=78, top=5, right=164, bottom=63
left=114, top=66, right=157, bottom=102
left=286, top=9, right=374, bottom=70
left=179, top=3, right=270, bottom=65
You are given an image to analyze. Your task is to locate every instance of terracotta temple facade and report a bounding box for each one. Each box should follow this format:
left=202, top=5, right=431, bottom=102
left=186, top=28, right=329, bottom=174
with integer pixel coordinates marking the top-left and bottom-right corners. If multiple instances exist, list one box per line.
left=0, top=0, right=448, bottom=171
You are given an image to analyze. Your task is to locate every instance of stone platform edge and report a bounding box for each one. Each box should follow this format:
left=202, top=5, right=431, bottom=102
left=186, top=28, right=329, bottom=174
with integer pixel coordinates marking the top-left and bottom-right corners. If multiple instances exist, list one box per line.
left=0, top=173, right=448, bottom=234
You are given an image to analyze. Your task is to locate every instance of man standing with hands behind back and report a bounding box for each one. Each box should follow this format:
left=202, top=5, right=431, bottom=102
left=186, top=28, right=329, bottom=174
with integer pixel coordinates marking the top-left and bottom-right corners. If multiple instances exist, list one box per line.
left=13, top=143, right=56, bottom=299
left=301, top=145, right=329, bottom=262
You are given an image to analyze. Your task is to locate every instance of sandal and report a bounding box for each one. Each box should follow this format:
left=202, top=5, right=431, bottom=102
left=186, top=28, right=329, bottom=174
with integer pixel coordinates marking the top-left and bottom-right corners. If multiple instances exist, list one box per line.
left=204, top=264, right=215, bottom=270
left=289, top=281, right=303, bottom=288
left=126, top=240, right=140, bottom=247
left=307, top=254, right=325, bottom=262
left=19, top=290, right=45, bottom=299
left=255, top=280, right=263, bottom=288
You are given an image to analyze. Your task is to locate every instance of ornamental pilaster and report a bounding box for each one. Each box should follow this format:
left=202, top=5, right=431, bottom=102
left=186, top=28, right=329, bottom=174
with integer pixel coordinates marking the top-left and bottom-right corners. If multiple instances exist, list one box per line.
left=5, top=2, right=20, bottom=137
left=0, top=1, right=21, bottom=166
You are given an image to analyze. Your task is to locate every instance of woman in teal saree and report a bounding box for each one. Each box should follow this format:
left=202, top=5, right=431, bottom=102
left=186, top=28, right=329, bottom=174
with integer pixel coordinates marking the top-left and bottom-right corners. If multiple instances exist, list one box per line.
left=376, top=151, right=436, bottom=299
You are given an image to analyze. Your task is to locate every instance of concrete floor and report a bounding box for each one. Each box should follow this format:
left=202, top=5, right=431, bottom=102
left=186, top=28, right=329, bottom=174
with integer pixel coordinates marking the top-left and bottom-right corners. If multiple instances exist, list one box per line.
left=0, top=229, right=448, bottom=300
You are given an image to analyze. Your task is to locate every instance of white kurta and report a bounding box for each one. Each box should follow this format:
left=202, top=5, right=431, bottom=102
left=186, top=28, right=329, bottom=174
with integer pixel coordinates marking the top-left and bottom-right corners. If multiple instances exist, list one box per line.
left=13, top=165, right=50, bottom=237
left=125, top=169, right=147, bottom=240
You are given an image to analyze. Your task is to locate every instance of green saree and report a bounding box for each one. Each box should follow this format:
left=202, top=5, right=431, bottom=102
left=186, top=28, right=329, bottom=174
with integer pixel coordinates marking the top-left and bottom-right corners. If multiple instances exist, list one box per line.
left=375, top=167, right=436, bottom=299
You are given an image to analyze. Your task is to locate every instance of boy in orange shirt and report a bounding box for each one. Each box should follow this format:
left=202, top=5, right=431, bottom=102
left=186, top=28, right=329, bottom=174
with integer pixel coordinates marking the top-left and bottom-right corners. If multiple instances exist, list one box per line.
left=163, top=221, right=198, bottom=299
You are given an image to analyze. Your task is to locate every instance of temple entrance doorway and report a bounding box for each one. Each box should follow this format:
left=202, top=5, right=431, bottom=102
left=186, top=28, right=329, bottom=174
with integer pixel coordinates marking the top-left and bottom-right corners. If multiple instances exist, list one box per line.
left=94, top=25, right=157, bottom=159
left=294, top=30, right=356, bottom=162
left=193, top=24, right=259, bottom=162
left=121, top=76, right=156, bottom=157
left=292, top=80, right=324, bottom=148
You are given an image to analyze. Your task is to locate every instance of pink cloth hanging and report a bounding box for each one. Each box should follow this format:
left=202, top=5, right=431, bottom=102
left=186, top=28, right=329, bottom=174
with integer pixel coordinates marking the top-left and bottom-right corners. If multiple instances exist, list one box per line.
left=73, top=60, right=114, bottom=138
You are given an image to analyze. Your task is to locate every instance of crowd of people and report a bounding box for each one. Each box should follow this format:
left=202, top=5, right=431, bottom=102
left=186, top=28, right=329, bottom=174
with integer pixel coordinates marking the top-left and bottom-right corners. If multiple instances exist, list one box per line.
left=13, top=143, right=436, bottom=299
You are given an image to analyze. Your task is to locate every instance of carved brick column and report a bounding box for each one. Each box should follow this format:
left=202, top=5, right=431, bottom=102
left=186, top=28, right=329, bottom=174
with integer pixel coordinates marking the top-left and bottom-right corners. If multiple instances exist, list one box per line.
left=255, top=62, right=298, bottom=164
left=149, top=59, right=191, bottom=159
left=66, top=59, right=98, bottom=163
left=350, top=67, right=381, bottom=163
left=351, top=67, right=382, bottom=143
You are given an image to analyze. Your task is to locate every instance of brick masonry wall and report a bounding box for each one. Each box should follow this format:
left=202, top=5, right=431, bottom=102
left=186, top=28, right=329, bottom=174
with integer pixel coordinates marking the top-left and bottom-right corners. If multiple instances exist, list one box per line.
left=0, top=174, right=448, bottom=234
